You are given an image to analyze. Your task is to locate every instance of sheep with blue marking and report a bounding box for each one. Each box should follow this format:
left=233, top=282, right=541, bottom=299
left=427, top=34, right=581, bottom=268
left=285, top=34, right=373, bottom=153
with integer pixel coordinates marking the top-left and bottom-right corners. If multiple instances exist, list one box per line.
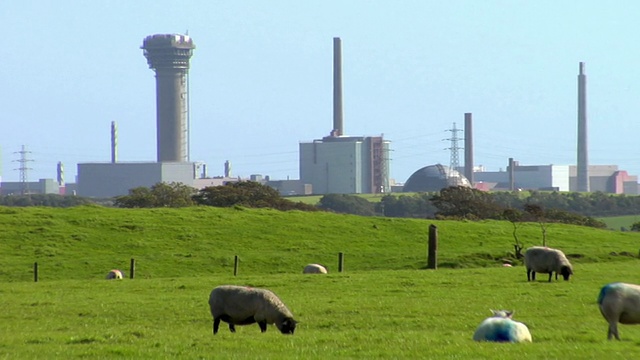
left=208, top=285, right=297, bottom=335
left=598, top=282, right=640, bottom=340
left=524, top=246, right=573, bottom=282
left=473, top=310, right=532, bottom=343
left=303, top=263, right=328, bottom=274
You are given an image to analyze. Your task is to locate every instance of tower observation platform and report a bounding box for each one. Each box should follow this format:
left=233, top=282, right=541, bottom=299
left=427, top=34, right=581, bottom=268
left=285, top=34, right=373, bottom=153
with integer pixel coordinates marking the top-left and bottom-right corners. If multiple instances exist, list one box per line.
left=141, top=34, right=195, bottom=162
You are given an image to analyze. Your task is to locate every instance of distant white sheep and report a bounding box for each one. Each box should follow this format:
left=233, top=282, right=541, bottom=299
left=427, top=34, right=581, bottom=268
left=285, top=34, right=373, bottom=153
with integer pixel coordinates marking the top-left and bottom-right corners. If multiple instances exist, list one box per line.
left=303, top=263, right=328, bottom=274
left=106, top=269, right=123, bottom=280
left=208, top=285, right=297, bottom=335
left=598, top=282, right=640, bottom=340
left=524, top=246, right=573, bottom=282
left=473, top=310, right=532, bottom=343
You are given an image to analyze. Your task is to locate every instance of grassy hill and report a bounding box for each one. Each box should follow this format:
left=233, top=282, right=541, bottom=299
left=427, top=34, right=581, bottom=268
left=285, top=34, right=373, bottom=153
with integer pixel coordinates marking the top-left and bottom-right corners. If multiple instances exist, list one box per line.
left=1, top=205, right=639, bottom=282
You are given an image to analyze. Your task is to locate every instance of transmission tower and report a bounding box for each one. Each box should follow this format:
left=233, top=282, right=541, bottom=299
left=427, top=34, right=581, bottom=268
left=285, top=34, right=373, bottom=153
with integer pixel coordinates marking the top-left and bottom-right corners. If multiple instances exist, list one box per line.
left=444, top=122, right=463, bottom=179
left=13, top=145, right=34, bottom=195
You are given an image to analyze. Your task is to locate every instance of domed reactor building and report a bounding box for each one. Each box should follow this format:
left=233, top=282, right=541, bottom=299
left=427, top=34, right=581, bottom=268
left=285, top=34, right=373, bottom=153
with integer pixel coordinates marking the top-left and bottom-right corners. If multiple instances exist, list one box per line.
left=403, top=164, right=471, bottom=192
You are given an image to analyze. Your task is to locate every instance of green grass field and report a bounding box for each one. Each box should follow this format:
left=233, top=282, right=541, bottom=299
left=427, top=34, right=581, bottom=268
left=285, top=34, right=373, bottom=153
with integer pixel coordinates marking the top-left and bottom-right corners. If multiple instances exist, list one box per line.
left=598, top=215, right=640, bottom=231
left=1, top=205, right=639, bottom=358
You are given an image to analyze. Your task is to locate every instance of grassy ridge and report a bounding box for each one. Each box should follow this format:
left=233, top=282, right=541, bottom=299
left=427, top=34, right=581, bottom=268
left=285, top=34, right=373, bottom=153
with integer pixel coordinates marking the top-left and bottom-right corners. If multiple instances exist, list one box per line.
left=1, top=205, right=640, bottom=282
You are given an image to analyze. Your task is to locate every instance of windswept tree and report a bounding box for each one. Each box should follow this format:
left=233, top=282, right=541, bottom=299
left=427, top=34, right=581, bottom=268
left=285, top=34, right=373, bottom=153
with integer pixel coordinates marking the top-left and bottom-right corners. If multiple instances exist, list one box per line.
left=524, top=203, right=549, bottom=247
left=502, top=208, right=524, bottom=259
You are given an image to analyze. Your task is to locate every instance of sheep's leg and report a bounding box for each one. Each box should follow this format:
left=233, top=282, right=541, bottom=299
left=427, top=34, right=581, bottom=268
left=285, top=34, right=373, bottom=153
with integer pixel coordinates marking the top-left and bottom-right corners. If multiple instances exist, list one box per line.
left=527, top=269, right=532, bottom=281
left=213, top=318, right=221, bottom=335
left=531, top=271, right=536, bottom=281
left=228, top=324, right=236, bottom=333
left=258, top=321, right=268, bottom=333
left=609, top=322, right=620, bottom=340
left=547, top=273, right=552, bottom=282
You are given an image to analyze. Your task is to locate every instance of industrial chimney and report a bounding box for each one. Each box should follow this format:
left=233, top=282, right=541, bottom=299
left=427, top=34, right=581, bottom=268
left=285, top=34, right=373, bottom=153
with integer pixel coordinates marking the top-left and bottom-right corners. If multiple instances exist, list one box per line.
left=464, top=113, right=474, bottom=184
left=141, top=34, right=195, bottom=163
left=577, top=62, right=589, bottom=192
left=111, top=121, right=118, bottom=163
left=332, top=37, right=344, bottom=136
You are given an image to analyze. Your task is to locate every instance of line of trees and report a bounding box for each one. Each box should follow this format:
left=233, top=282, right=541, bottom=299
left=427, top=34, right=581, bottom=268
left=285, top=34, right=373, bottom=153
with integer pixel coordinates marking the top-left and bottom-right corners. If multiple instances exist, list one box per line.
left=113, top=181, right=318, bottom=211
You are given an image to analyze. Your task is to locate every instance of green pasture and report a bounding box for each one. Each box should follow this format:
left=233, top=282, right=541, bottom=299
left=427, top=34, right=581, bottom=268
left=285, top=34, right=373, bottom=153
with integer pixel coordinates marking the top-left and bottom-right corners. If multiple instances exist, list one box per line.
left=1, top=205, right=640, bottom=358
left=1, top=262, right=639, bottom=359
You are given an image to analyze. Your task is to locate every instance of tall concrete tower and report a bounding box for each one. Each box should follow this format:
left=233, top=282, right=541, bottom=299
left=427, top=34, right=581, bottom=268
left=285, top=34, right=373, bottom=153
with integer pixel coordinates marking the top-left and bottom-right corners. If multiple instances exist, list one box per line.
left=464, top=112, right=474, bottom=185
left=333, top=37, right=344, bottom=136
left=141, top=34, right=195, bottom=162
left=577, top=62, right=589, bottom=192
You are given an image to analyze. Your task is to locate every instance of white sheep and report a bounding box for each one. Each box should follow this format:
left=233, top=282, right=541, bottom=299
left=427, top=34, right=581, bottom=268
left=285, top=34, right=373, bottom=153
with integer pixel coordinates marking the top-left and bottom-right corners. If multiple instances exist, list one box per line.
left=598, top=282, right=640, bottom=340
left=106, top=269, right=123, bottom=280
left=208, top=285, right=297, bottom=335
left=524, top=246, right=573, bottom=282
left=303, top=263, right=328, bottom=274
left=473, top=309, right=532, bottom=343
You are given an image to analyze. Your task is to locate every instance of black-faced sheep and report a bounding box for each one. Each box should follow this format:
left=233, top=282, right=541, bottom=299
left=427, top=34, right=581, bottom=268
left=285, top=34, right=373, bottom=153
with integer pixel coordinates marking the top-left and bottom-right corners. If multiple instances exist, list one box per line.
left=598, top=282, right=640, bottom=340
left=208, top=285, right=297, bottom=335
left=524, top=246, right=573, bottom=282
left=303, top=263, right=328, bottom=274
left=472, top=309, right=532, bottom=343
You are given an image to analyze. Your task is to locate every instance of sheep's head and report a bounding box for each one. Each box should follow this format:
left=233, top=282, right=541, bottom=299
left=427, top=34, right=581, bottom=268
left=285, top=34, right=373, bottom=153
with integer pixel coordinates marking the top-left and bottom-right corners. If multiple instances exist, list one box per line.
left=560, top=266, right=573, bottom=281
left=278, top=318, right=297, bottom=334
left=490, top=309, right=514, bottom=318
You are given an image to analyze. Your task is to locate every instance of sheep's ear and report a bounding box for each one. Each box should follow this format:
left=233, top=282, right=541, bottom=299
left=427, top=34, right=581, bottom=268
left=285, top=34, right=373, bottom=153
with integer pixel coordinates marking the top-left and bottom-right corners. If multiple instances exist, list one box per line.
left=506, top=310, right=514, bottom=318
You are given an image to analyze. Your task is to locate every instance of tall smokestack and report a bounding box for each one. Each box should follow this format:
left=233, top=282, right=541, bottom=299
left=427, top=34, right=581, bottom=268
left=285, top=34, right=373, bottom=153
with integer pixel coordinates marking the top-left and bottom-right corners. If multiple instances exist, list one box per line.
left=464, top=113, right=474, bottom=184
left=142, top=34, right=195, bottom=162
left=111, top=121, right=118, bottom=163
left=508, top=158, right=516, bottom=191
left=333, top=37, right=343, bottom=136
left=577, top=62, right=589, bottom=192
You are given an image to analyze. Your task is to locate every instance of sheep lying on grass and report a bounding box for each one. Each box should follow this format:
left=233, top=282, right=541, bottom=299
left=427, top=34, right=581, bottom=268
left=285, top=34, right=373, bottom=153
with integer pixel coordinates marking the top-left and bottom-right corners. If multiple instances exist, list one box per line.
left=524, top=246, right=573, bottom=282
left=208, top=285, right=297, bottom=335
left=473, top=310, right=532, bottom=343
left=303, top=263, right=328, bottom=274
left=598, top=282, right=640, bottom=340
left=106, top=269, right=123, bottom=280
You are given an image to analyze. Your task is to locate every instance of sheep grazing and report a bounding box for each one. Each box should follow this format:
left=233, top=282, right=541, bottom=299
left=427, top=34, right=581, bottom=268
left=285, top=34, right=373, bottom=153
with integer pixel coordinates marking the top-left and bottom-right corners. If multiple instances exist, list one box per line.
left=106, top=269, right=123, bottom=280
left=524, top=246, right=573, bottom=282
left=303, top=263, right=328, bottom=274
left=598, top=282, right=640, bottom=340
left=208, top=285, right=297, bottom=335
left=473, top=309, right=532, bottom=343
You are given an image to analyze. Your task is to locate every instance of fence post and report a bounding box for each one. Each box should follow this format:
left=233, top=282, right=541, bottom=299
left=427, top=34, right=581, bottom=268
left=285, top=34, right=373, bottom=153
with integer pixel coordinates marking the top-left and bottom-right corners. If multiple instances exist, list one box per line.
left=34, top=262, right=38, bottom=282
left=130, top=258, right=136, bottom=279
left=234, top=255, right=239, bottom=276
left=338, top=252, right=344, bottom=273
left=427, top=224, right=438, bottom=269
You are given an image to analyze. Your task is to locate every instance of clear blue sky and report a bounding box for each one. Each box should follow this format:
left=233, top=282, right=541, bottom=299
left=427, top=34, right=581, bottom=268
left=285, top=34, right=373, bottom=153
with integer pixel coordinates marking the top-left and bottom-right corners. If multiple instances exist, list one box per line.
left=2, top=1, right=639, bottom=185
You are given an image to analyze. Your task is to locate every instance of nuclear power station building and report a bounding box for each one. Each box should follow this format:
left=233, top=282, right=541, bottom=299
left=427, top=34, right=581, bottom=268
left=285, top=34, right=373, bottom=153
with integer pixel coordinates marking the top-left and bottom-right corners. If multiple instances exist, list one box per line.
left=299, top=38, right=391, bottom=194
left=77, top=34, right=201, bottom=198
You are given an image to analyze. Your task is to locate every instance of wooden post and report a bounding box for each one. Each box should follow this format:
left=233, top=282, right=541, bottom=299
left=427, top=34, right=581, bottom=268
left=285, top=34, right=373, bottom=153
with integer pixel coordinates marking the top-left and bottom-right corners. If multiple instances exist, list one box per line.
left=427, top=224, right=438, bottom=269
left=34, top=262, right=38, bottom=282
left=338, top=252, right=344, bottom=273
left=233, top=255, right=239, bottom=276
left=130, top=258, right=136, bottom=279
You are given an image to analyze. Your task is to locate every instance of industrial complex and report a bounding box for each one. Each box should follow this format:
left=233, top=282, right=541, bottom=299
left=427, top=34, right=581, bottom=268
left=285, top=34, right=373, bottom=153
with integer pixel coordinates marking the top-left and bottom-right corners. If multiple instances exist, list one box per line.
left=0, top=36, right=637, bottom=197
